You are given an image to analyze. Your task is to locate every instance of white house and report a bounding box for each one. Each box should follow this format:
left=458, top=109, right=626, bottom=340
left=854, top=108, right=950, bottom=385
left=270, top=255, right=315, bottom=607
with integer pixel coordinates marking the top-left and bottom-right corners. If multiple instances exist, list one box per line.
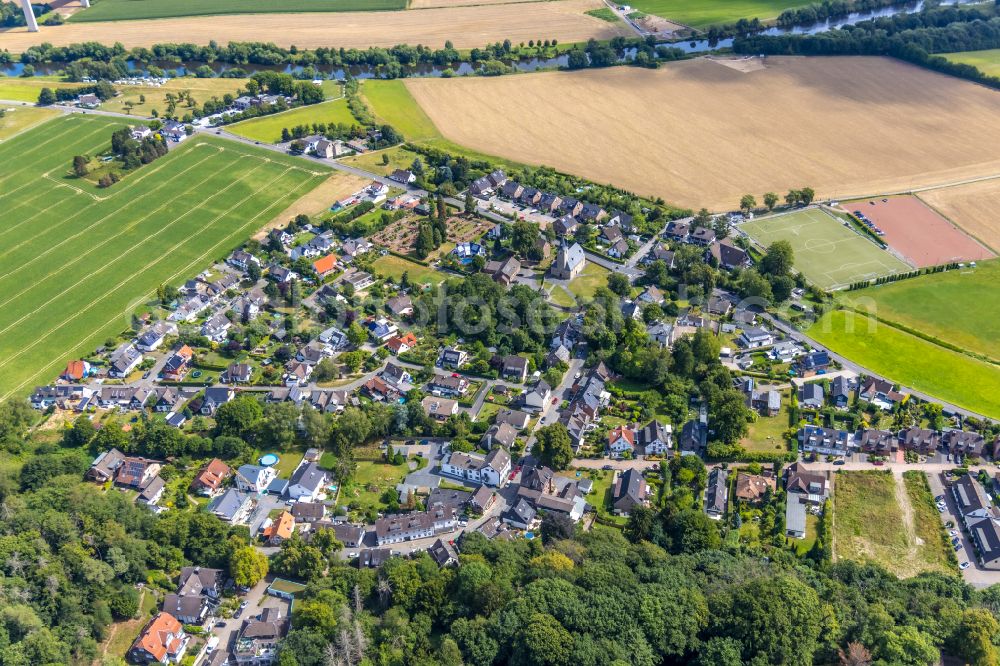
left=285, top=462, right=328, bottom=502
left=235, top=464, right=277, bottom=494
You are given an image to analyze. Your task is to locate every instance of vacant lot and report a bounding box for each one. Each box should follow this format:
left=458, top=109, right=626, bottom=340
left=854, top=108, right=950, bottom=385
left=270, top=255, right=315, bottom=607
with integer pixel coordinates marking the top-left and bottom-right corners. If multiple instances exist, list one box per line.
left=228, top=98, right=356, bottom=143
left=371, top=254, right=445, bottom=287
left=808, top=310, right=1000, bottom=418
left=740, top=208, right=910, bottom=289
left=405, top=57, right=1000, bottom=210
left=834, top=470, right=951, bottom=577
left=741, top=390, right=791, bottom=453
left=360, top=79, right=440, bottom=142
left=71, top=0, right=404, bottom=21
left=845, top=260, right=1000, bottom=361
left=919, top=179, right=1000, bottom=253
left=627, top=0, right=809, bottom=27
left=941, top=48, right=1000, bottom=77
left=0, top=106, right=59, bottom=141
left=840, top=196, right=993, bottom=267
left=0, top=115, right=327, bottom=399
left=1, top=0, right=627, bottom=52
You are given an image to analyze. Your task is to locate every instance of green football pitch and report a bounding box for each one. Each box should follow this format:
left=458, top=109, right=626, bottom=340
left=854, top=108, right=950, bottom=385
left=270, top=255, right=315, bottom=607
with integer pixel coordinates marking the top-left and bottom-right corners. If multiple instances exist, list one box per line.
left=739, top=208, right=911, bottom=290
left=0, top=114, right=328, bottom=399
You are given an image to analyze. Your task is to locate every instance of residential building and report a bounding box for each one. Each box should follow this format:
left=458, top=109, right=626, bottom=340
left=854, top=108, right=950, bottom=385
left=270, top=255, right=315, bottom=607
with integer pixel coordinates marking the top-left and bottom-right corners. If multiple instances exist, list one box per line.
left=705, top=468, right=728, bottom=520
left=200, top=387, right=234, bottom=415
left=162, top=345, right=194, bottom=381
left=386, top=332, right=418, bottom=355
left=235, top=465, right=277, bottom=494
left=945, top=430, right=985, bottom=459
left=440, top=347, right=468, bottom=369
left=952, top=473, right=991, bottom=529
left=233, top=606, right=288, bottom=665
left=831, top=375, right=851, bottom=408
left=190, top=459, right=230, bottom=496
left=784, top=463, right=829, bottom=539
left=86, top=448, right=126, bottom=483
left=374, top=506, right=458, bottom=546
left=608, top=425, right=636, bottom=457
left=858, top=429, right=897, bottom=456
left=440, top=448, right=511, bottom=487
left=109, top=343, right=143, bottom=378
left=422, top=396, right=458, bottom=421
left=501, top=355, right=529, bottom=382
left=859, top=377, right=906, bottom=410
left=207, top=488, right=254, bottom=524
left=484, top=256, right=521, bottom=285
left=262, top=511, right=295, bottom=545
left=429, top=374, right=469, bottom=397
left=390, top=169, right=416, bottom=184
left=899, top=427, right=941, bottom=455
left=678, top=420, right=708, bottom=456
left=737, top=327, right=774, bottom=349
left=503, top=498, right=537, bottom=529
left=429, top=539, right=459, bottom=567
left=798, top=425, right=854, bottom=457
left=637, top=420, right=672, bottom=455
left=520, top=381, right=551, bottom=412
left=286, top=462, right=328, bottom=501
left=496, top=409, right=531, bottom=430
left=797, top=350, right=830, bottom=376
left=798, top=383, right=825, bottom=409
left=386, top=295, right=414, bottom=317
left=332, top=523, right=365, bottom=548
left=129, top=612, right=189, bottom=664
left=611, top=469, right=649, bottom=516
left=313, top=254, right=338, bottom=278
left=222, top=363, right=253, bottom=384
left=691, top=226, right=716, bottom=245
left=291, top=501, right=326, bottom=524
left=734, top=472, right=776, bottom=504
left=115, top=456, right=162, bottom=490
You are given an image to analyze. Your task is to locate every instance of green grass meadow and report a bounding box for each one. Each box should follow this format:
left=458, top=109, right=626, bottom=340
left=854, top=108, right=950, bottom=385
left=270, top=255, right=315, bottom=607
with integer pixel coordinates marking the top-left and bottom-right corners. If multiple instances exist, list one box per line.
left=360, top=79, right=441, bottom=142
left=942, top=49, right=1000, bottom=77
left=228, top=98, right=357, bottom=144
left=626, top=0, right=812, bottom=27
left=844, top=260, right=1000, bottom=361
left=740, top=208, right=910, bottom=290
left=70, top=0, right=405, bottom=22
left=371, top=254, right=446, bottom=287
left=0, top=115, right=328, bottom=398
left=808, top=310, right=1000, bottom=418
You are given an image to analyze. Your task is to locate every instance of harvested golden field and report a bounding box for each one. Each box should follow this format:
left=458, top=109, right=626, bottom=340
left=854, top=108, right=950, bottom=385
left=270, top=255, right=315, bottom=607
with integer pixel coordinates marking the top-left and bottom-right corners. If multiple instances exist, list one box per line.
left=406, top=56, right=1000, bottom=210
left=0, top=0, right=626, bottom=52
left=255, top=171, right=368, bottom=240
left=410, top=0, right=544, bottom=7
left=918, top=178, right=1000, bottom=253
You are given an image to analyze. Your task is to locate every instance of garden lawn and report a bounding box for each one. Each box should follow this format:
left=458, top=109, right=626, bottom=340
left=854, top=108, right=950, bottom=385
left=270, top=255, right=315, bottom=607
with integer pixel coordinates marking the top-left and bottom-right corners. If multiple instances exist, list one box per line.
left=567, top=261, right=610, bottom=301
left=548, top=285, right=577, bottom=308
left=0, top=115, right=329, bottom=399
left=257, top=450, right=304, bottom=479
left=339, top=460, right=410, bottom=514
left=0, top=106, right=59, bottom=141
left=371, top=254, right=446, bottom=286
left=845, top=259, right=1000, bottom=361
left=941, top=49, right=1000, bottom=78
left=625, top=0, right=812, bottom=26
left=740, top=392, right=791, bottom=454
left=70, top=0, right=404, bottom=21
left=228, top=98, right=357, bottom=144
left=809, top=310, right=1000, bottom=418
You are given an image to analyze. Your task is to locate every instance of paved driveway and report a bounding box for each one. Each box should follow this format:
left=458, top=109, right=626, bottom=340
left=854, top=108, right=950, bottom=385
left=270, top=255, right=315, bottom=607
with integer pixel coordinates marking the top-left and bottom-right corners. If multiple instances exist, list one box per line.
left=247, top=494, right=288, bottom=536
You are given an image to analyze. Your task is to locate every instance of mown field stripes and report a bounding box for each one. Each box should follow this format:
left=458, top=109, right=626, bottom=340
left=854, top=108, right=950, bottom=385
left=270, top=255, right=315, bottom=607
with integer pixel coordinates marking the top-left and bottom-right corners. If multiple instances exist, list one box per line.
left=0, top=114, right=329, bottom=398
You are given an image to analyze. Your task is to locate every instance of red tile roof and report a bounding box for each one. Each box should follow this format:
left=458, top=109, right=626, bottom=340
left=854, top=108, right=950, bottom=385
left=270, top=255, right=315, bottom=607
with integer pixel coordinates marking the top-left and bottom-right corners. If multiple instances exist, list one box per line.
left=133, top=612, right=183, bottom=663
left=313, top=254, right=337, bottom=276
left=63, top=360, right=87, bottom=380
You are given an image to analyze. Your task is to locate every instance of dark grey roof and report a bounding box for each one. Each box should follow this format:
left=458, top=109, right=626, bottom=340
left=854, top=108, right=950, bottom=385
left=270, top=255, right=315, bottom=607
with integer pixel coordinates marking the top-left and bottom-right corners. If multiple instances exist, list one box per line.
left=289, top=462, right=326, bottom=493
left=706, top=468, right=728, bottom=515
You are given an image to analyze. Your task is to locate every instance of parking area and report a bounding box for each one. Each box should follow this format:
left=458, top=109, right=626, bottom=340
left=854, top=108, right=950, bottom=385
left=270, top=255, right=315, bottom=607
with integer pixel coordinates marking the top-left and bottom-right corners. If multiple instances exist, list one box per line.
left=925, top=471, right=1000, bottom=587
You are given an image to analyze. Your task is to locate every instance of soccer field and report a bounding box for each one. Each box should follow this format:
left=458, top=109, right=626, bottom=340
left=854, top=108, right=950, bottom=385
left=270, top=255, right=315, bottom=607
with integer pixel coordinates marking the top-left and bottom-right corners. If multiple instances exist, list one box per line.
left=0, top=114, right=329, bottom=399
left=739, top=208, right=911, bottom=290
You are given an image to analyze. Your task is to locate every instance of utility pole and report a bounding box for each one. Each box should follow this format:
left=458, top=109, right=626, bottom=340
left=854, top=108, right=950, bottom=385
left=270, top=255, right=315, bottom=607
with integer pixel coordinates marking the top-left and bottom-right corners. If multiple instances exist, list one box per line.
left=20, top=0, right=38, bottom=31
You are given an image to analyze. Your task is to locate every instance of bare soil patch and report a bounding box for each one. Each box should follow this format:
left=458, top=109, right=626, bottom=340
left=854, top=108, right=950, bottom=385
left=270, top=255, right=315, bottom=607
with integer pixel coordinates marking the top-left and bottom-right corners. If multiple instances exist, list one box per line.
left=405, top=56, right=1000, bottom=210
left=0, top=0, right=627, bottom=52
left=633, top=13, right=691, bottom=36
left=255, top=171, right=367, bottom=240
left=918, top=178, right=1000, bottom=254
left=841, top=195, right=994, bottom=267
left=707, top=55, right=767, bottom=72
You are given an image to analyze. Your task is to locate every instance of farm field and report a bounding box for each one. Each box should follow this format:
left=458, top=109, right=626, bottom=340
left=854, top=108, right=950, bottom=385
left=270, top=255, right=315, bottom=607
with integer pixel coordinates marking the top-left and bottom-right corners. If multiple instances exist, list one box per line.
left=626, top=0, right=809, bottom=27
left=740, top=208, right=910, bottom=290
left=360, top=79, right=440, bottom=142
left=833, top=471, right=951, bottom=577
left=0, top=106, right=59, bottom=140
left=808, top=310, right=1000, bottom=418
left=371, top=254, right=446, bottom=287
left=845, top=260, right=1000, bottom=361
left=840, top=196, right=993, bottom=267
left=1, top=0, right=627, bottom=52
left=0, top=114, right=328, bottom=399
left=404, top=56, right=1000, bottom=210
left=70, top=0, right=405, bottom=22
left=256, top=171, right=368, bottom=240
left=918, top=179, right=1000, bottom=253
left=227, top=98, right=356, bottom=143
left=941, top=48, right=1000, bottom=77
left=0, top=76, right=79, bottom=102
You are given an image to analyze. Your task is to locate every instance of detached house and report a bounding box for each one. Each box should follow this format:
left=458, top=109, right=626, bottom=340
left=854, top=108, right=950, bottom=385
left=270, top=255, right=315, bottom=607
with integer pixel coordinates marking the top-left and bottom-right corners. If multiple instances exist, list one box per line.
left=109, top=344, right=143, bottom=378
left=191, top=459, right=230, bottom=496
left=501, top=355, right=529, bottom=382
left=441, top=448, right=512, bottom=487
left=129, top=613, right=189, bottom=664
left=286, top=462, right=328, bottom=502
left=200, top=387, right=234, bottom=415
left=608, top=425, right=636, bottom=457
left=611, top=469, right=649, bottom=516
left=637, top=420, right=672, bottom=455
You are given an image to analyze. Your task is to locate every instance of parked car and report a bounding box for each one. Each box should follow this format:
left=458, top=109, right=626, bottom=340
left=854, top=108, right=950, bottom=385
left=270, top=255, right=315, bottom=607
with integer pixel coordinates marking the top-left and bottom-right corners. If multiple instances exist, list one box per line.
left=935, top=495, right=945, bottom=502
left=960, top=561, right=971, bottom=570
left=833, top=460, right=846, bottom=466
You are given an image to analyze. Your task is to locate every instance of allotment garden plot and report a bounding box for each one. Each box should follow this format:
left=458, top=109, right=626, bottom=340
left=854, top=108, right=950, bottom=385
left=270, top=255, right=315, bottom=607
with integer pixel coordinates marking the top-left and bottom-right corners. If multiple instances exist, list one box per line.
left=739, top=208, right=910, bottom=290
left=0, top=114, right=328, bottom=399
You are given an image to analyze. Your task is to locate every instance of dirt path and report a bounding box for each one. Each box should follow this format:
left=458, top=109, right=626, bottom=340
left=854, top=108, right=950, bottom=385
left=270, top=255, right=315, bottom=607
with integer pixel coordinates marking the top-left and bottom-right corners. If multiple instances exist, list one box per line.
left=96, top=589, right=146, bottom=664
left=893, top=470, right=923, bottom=548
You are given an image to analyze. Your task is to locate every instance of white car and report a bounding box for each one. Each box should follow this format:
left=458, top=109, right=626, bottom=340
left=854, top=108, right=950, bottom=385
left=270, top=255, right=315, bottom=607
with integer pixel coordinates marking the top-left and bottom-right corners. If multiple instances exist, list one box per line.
left=960, top=561, right=971, bottom=570
left=950, top=530, right=959, bottom=537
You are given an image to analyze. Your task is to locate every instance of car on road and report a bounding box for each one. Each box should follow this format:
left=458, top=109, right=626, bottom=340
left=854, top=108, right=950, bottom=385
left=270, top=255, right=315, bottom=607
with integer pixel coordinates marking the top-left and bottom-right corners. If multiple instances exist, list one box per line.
left=602, top=464, right=614, bottom=470
left=142, top=371, right=150, bottom=379
left=215, top=621, right=226, bottom=628
left=833, top=460, right=846, bottom=465
left=551, top=397, right=559, bottom=405
left=960, top=561, right=971, bottom=570
left=872, top=460, right=884, bottom=466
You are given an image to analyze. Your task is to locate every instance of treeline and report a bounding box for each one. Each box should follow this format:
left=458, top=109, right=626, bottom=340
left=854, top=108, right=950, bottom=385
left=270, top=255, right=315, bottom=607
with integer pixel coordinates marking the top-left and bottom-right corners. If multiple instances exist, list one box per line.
left=734, top=6, right=1000, bottom=89
left=846, top=262, right=962, bottom=290
left=776, top=0, right=918, bottom=28
left=37, top=80, right=116, bottom=105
